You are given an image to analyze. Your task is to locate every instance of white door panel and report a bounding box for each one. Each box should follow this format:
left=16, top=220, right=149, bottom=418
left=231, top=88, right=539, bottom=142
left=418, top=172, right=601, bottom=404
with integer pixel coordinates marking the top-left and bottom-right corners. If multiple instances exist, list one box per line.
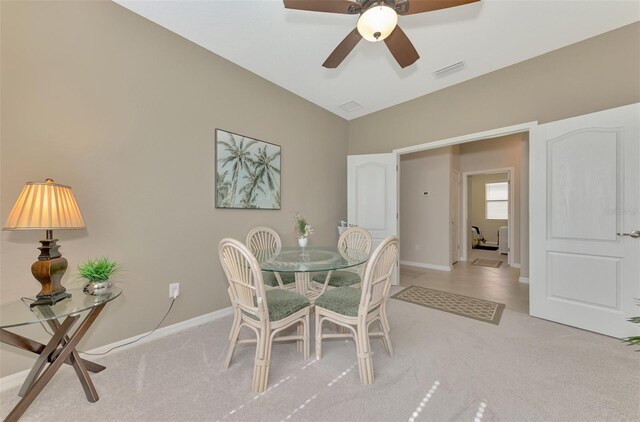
left=354, top=163, right=388, bottom=231
left=530, top=103, right=640, bottom=338
left=546, top=252, right=620, bottom=309
left=348, top=153, right=398, bottom=284
left=548, top=129, right=618, bottom=240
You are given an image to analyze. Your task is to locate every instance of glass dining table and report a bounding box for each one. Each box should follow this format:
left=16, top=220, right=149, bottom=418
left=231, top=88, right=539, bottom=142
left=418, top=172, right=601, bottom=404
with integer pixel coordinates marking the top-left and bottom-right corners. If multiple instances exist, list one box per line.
left=256, top=246, right=369, bottom=301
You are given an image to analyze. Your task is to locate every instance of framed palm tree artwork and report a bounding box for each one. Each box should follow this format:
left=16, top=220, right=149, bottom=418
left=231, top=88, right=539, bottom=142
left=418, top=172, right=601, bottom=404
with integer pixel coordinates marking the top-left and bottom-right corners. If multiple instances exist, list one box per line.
left=215, top=129, right=281, bottom=209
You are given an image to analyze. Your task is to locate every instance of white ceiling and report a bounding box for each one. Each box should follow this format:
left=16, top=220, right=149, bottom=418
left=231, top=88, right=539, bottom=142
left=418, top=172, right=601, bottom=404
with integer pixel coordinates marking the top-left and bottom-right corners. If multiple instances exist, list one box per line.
left=115, top=0, right=639, bottom=120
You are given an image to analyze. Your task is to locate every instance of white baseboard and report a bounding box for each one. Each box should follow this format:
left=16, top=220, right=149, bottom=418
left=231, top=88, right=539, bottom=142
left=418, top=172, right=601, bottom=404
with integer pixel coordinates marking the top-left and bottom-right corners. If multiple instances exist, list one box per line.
left=511, top=263, right=521, bottom=268
left=0, top=306, right=233, bottom=393
left=519, top=277, right=529, bottom=284
left=400, top=260, right=452, bottom=272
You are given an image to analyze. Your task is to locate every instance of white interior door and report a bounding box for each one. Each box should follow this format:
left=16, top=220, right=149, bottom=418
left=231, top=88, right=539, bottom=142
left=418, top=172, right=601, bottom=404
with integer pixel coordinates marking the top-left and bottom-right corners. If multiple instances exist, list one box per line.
left=347, top=153, right=398, bottom=284
left=450, top=170, right=460, bottom=265
left=530, top=103, right=640, bottom=338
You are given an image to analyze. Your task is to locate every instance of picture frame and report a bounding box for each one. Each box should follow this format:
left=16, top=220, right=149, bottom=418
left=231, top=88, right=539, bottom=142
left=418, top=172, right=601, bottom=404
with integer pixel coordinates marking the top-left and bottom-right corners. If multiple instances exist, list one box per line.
left=215, top=129, right=281, bottom=210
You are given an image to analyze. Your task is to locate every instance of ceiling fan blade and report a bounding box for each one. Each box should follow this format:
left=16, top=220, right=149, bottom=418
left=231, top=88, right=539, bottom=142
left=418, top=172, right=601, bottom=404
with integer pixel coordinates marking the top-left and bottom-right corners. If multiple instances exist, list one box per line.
left=396, top=0, right=480, bottom=15
left=384, top=26, right=419, bottom=68
left=283, top=0, right=361, bottom=14
left=323, top=29, right=362, bottom=68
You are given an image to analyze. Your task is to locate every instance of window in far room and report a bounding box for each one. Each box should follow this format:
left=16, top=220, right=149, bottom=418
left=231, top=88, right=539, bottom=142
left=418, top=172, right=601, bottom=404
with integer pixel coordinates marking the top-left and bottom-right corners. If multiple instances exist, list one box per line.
left=486, top=182, right=508, bottom=220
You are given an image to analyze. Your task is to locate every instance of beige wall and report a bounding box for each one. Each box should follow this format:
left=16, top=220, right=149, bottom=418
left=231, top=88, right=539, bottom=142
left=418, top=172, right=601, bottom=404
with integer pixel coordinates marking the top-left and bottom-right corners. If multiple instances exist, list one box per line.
left=347, top=22, right=640, bottom=155
left=399, top=147, right=451, bottom=269
left=468, top=172, right=509, bottom=245
left=460, top=134, right=525, bottom=266
left=0, top=1, right=347, bottom=377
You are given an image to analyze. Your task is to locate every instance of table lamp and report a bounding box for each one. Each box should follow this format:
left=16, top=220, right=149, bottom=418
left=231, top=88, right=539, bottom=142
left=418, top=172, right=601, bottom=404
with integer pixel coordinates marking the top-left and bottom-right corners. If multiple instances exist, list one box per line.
left=3, top=179, right=86, bottom=307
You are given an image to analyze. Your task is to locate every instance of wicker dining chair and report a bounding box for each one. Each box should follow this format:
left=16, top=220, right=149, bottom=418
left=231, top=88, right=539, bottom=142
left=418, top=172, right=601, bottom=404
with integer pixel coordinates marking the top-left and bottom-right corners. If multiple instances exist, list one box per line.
left=219, top=238, right=310, bottom=392
left=312, top=226, right=372, bottom=288
left=246, top=226, right=296, bottom=289
left=314, top=235, right=399, bottom=385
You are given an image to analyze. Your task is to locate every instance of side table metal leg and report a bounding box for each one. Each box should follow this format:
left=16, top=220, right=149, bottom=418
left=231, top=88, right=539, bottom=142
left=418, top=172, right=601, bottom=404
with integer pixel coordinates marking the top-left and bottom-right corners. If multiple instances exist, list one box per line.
left=0, top=329, right=105, bottom=374
left=4, top=304, right=105, bottom=422
left=46, top=319, right=99, bottom=402
left=69, top=349, right=99, bottom=402
left=18, top=315, right=79, bottom=397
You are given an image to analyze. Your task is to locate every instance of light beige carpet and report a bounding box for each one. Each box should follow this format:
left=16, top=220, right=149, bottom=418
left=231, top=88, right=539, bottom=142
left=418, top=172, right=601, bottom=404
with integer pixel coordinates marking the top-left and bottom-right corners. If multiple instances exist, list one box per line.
left=471, top=258, right=503, bottom=268
left=392, top=285, right=505, bottom=325
left=2, top=297, right=638, bottom=421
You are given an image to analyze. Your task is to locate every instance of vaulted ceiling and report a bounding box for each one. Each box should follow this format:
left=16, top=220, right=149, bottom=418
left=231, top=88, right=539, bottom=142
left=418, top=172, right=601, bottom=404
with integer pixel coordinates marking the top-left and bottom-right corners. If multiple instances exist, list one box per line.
left=115, top=0, right=639, bottom=120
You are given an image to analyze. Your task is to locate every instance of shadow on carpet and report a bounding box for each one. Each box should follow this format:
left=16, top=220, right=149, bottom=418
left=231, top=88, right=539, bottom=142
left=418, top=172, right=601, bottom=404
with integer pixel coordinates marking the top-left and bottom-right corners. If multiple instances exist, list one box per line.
left=392, top=285, right=505, bottom=325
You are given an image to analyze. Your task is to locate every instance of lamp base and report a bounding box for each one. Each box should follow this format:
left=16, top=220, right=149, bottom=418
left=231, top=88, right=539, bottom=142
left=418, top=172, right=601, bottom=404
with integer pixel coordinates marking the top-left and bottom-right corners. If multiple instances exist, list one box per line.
left=30, top=290, right=72, bottom=308
left=30, top=238, right=72, bottom=307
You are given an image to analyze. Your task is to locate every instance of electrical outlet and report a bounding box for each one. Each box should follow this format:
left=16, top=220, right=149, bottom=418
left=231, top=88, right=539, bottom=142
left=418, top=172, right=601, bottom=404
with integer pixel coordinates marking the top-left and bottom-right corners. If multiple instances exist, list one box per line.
left=169, top=282, right=180, bottom=299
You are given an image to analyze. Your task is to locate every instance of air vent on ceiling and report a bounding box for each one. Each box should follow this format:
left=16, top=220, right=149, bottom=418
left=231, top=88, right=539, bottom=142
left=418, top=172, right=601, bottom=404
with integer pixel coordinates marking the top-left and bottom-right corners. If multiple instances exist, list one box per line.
left=433, top=61, right=465, bottom=78
left=338, top=101, right=364, bottom=113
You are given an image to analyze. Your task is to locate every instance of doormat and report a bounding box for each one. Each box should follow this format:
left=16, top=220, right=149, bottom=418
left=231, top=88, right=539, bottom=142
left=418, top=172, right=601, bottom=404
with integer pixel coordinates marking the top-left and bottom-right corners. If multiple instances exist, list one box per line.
left=471, top=259, right=503, bottom=268
left=391, top=286, right=505, bottom=325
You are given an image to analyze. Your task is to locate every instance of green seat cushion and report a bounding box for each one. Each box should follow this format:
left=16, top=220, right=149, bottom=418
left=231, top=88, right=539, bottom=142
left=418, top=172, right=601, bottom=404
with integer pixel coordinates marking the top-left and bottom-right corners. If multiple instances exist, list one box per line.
left=262, top=271, right=296, bottom=287
left=246, top=289, right=310, bottom=322
left=312, top=271, right=361, bottom=288
left=314, top=287, right=362, bottom=317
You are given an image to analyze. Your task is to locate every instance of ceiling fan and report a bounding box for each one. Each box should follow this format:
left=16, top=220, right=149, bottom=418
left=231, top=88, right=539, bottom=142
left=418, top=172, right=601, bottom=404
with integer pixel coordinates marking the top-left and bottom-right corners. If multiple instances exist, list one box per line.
left=283, top=0, right=480, bottom=68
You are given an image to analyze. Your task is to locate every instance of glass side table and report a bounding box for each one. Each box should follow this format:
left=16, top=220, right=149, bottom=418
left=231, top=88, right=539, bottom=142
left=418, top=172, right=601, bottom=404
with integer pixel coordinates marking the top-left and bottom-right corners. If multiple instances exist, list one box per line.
left=0, top=287, right=122, bottom=422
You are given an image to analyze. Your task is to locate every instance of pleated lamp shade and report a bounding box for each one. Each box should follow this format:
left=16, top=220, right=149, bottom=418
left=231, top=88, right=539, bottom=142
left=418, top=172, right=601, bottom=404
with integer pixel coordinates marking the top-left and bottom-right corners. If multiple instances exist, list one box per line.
left=4, top=179, right=85, bottom=230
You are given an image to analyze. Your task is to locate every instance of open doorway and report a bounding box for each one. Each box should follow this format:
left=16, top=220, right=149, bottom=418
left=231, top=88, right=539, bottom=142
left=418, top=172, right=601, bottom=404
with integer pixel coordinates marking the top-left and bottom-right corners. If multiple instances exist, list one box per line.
left=464, top=170, right=513, bottom=267
left=397, top=128, right=530, bottom=313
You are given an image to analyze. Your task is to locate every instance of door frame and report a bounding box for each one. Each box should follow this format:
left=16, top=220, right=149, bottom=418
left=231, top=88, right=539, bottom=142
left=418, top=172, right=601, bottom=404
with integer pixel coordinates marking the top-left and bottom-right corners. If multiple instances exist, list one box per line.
left=393, top=121, right=537, bottom=280
left=461, top=167, right=515, bottom=267
left=450, top=169, right=460, bottom=265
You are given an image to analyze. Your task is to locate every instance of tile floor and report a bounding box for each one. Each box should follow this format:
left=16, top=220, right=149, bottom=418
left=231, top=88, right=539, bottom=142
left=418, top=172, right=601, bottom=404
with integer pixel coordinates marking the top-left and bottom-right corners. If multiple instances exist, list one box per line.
left=399, top=250, right=528, bottom=314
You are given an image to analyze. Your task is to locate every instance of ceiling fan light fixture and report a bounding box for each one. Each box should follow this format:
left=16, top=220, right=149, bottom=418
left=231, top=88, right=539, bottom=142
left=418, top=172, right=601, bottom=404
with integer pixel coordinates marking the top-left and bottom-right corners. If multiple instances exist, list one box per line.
left=356, top=5, right=398, bottom=42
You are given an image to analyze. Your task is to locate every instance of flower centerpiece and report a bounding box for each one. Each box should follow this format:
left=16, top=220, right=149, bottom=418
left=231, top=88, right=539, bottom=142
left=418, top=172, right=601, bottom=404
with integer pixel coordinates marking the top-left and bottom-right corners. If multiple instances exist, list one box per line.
left=78, top=257, right=120, bottom=295
left=295, top=212, right=314, bottom=247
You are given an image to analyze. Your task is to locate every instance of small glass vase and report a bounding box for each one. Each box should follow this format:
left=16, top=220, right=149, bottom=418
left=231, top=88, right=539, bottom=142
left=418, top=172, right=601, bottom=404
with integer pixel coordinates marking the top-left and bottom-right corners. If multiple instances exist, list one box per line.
left=298, top=237, right=308, bottom=247
left=83, top=279, right=113, bottom=296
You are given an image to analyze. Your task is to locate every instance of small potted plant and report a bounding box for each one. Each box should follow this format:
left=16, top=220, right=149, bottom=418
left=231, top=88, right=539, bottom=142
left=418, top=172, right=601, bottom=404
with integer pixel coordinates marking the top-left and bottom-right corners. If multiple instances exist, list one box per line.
left=624, top=300, right=640, bottom=351
left=78, top=257, right=120, bottom=295
left=295, top=212, right=314, bottom=247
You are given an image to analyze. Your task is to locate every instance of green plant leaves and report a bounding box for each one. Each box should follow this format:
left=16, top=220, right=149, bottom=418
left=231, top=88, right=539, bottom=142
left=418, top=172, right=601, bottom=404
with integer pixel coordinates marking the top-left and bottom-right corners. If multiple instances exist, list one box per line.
left=77, top=257, right=120, bottom=282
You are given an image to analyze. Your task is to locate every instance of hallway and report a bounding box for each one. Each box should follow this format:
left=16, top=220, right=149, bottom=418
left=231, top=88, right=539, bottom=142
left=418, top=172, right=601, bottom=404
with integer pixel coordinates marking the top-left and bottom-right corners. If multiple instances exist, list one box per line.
left=399, top=257, right=528, bottom=314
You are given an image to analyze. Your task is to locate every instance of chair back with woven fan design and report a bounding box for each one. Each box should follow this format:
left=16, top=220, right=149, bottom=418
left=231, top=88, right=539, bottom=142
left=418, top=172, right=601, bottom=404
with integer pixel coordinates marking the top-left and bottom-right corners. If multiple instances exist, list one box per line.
left=246, top=226, right=281, bottom=260
left=219, top=238, right=268, bottom=322
left=246, top=227, right=295, bottom=289
left=338, top=227, right=371, bottom=279
left=339, top=226, right=372, bottom=256
left=359, top=236, right=399, bottom=317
